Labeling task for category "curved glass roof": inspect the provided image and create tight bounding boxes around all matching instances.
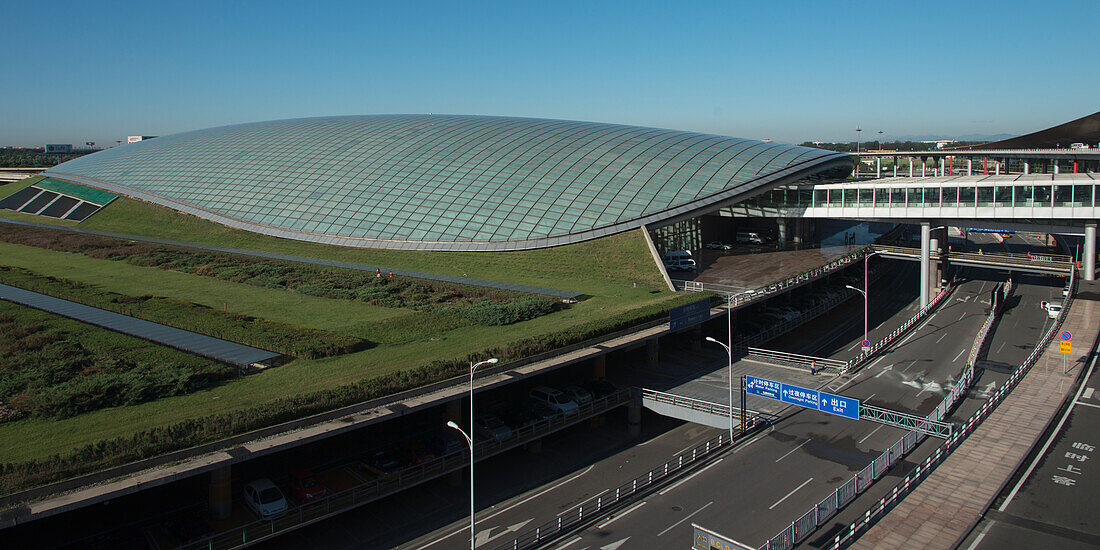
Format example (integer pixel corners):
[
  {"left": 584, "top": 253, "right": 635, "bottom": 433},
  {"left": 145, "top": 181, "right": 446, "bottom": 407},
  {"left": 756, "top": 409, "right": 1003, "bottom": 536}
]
[{"left": 46, "top": 115, "right": 851, "bottom": 250}]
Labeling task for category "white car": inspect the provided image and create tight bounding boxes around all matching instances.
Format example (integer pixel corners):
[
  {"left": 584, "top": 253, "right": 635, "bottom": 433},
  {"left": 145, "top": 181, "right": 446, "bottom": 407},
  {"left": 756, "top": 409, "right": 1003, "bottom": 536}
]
[
  {"left": 1040, "top": 301, "right": 1062, "bottom": 319},
  {"left": 529, "top": 386, "right": 580, "bottom": 414},
  {"left": 706, "top": 241, "right": 732, "bottom": 250},
  {"left": 243, "top": 478, "right": 288, "bottom": 520},
  {"left": 473, "top": 414, "right": 513, "bottom": 442}
]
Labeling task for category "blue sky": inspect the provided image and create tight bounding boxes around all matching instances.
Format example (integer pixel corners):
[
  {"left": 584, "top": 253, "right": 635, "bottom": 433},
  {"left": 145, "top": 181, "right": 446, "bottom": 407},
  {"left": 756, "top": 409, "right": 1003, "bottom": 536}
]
[{"left": 4, "top": 0, "right": 1097, "bottom": 146}]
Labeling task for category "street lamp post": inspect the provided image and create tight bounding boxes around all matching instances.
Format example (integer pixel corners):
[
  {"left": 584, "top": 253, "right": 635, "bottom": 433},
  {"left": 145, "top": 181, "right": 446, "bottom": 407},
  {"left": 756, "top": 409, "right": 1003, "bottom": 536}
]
[
  {"left": 448, "top": 357, "right": 498, "bottom": 550},
  {"left": 706, "top": 333, "right": 735, "bottom": 443},
  {"left": 846, "top": 250, "right": 883, "bottom": 349},
  {"left": 855, "top": 126, "right": 862, "bottom": 177}
]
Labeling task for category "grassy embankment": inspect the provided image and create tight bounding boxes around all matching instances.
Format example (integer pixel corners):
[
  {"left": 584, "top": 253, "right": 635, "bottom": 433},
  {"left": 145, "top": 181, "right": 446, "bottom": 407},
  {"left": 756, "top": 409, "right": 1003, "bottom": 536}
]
[{"left": 0, "top": 177, "right": 689, "bottom": 468}]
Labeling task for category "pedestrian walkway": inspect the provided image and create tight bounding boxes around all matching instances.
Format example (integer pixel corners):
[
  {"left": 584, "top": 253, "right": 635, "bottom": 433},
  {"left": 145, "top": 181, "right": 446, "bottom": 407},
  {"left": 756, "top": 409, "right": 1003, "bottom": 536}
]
[
  {"left": 850, "top": 281, "right": 1099, "bottom": 550},
  {"left": 0, "top": 283, "right": 280, "bottom": 367},
  {"left": 0, "top": 218, "right": 581, "bottom": 299}
]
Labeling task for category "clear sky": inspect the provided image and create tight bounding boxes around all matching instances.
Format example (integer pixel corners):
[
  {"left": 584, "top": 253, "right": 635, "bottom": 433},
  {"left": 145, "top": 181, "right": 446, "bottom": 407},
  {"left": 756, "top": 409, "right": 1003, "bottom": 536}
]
[{"left": 5, "top": 0, "right": 1097, "bottom": 147}]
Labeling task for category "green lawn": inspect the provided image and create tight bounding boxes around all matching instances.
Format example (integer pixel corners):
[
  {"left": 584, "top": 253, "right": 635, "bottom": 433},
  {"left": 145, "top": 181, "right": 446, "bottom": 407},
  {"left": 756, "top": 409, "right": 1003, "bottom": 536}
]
[{"left": 0, "top": 191, "right": 685, "bottom": 467}]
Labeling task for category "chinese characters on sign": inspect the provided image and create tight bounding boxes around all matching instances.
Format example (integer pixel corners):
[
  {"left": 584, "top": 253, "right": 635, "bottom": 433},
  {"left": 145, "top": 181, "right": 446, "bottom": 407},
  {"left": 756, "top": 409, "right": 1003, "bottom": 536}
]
[{"left": 746, "top": 376, "right": 860, "bottom": 420}]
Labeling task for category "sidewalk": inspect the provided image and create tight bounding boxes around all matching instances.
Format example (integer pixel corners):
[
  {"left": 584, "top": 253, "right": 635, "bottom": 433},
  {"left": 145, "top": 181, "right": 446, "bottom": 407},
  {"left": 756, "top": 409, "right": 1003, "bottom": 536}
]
[{"left": 850, "top": 281, "right": 1099, "bottom": 549}]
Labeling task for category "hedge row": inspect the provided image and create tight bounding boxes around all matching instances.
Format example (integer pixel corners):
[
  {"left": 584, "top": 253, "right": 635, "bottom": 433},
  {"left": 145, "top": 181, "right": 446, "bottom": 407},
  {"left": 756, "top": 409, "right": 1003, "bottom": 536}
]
[
  {"left": 0, "top": 292, "right": 706, "bottom": 494},
  {"left": 0, "top": 304, "right": 235, "bottom": 420},
  {"left": 0, "top": 267, "right": 367, "bottom": 359}
]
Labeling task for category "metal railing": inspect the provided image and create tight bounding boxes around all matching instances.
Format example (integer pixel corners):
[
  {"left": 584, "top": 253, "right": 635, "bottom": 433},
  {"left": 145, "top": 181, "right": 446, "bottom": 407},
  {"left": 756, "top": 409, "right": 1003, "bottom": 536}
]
[
  {"left": 489, "top": 421, "right": 762, "bottom": 550},
  {"left": 822, "top": 268, "right": 1077, "bottom": 549},
  {"left": 844, "top": 279, "right": 956, "bottom": 372},
  {"left": 180, "top": 391, "right": 633, "bottom": 550},
  {"left": 745, "top": 348, "right": 848, "bottom": 371},
  {"left": 734, "top": 287, "right": 861, "bottom": 350},
  {"left": 675, "top": 245, "right": 873, "bottom": 304},
  {"left": 751, "top": 276, "right": 1014, "bottom": 550},
  {"left": 872, "top": 244, "right": 1074, "bottom": 272},
  {"left": 640, "top": 388, "right": 769, "bottom": 423}
]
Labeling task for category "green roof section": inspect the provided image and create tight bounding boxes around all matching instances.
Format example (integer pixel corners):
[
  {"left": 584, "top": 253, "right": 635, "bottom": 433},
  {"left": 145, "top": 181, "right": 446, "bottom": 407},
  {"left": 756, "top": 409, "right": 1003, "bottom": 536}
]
[{"left": 35, "top": 178, "right": 117, "bottom": 206}]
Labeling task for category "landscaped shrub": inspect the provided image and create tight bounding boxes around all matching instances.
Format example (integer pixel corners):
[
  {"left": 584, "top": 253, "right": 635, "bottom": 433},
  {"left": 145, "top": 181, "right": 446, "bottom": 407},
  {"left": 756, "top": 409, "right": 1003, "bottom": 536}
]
[
  {"left": 0, "top": 302, "right": 236, "bottom": 420},
  {"left": 460, "top": 296, "right": 559, "bottom": 326}
]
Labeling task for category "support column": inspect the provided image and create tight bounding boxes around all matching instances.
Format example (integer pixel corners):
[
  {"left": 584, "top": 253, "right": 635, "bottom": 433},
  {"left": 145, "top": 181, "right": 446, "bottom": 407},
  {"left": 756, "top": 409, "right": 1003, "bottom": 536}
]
[
  {"left": 793, "top": 218, "right": 804, "bottom": 246},
  {"left": 876, "top": 157, "right": 881, "bottom": 178},
  {"left": 592, "top": 355, "right": 607, "bottom": 380},
  {"left": 929, "top": 230, "right": 941, "bottom": 294},
  {"left": 627, "top": 402, "right": 642, "bottom": 437},
  {"left": 921, "top": 160, "right": 926, "bottom": 177},
  {"left": 893, "top": 156, "right": 898, "bottom": 177},
  {"left": 909, "top": 157, "right": 914, "bottom": 177},
  {"left": 1054, "top": 160, "right": 1060, "bottom": 175},
  {"left": 967, "top": 159, "right": 972, "bottom": 176},
  {"left": 995, "top": 161, "right": 1001, "bottom": 175},
  {"left": 209, "top": 465, "right": 232, "bottom": 520},
  {"left": 645, "top": 338, "right": 658, "bottom": 369},
  {"left": 920, "top": 221, "right": 931, "bottom": 308},
  {"left": 1024, "top": 161, "right": 1030, "bottom": 174},
  {"left": 777, "top": 218, "right": 788, "bottom": 249},
  {"left": 1086, "top": 222, "right": 1097, "bottom": 281}
]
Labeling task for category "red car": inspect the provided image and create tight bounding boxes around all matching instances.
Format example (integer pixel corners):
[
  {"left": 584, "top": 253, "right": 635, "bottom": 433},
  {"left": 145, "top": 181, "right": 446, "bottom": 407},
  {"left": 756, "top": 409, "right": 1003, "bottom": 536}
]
[{"left": 288, "top": 468, "right": 327, "bottom": 502}]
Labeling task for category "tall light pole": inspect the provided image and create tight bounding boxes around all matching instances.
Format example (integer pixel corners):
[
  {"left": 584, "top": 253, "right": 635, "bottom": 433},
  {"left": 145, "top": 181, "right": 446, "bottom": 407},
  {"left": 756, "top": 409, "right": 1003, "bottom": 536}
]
[
  {"left": 846, "top": 250, "right": 882, "bottom": 349},
  {"left": 855, "top": 126, "right": 862, "bottom": 177},
  {"left": 449, "top": 357, "right": 498, "bottom": 550},
  {"left": 877, "top": 130, "right": 884, "bottom": 151},
  {"left": 706, "top": 335, "right": 735, "bottom": 443}
]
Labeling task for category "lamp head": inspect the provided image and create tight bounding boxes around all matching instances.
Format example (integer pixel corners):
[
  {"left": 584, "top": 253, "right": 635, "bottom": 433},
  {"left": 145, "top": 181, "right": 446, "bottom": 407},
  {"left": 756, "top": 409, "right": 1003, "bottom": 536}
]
[
  {"left": 845, "top": 285, "right": 858, "bottom": 291},
  {"left": 446, "top": 420, "right": 460, "bottom": 431},
  {"left": 486, "top": 358, "right": 499, "bottom": 364},
  {"left": 705, "top": 336, "right": 719, "bottom": 343}
]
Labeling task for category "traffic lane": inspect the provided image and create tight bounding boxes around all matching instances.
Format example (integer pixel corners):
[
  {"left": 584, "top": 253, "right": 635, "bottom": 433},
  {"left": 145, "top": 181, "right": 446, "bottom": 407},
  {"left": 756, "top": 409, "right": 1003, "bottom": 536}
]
[
  {"left": 967, "top": 358, "right": 1100, "bottom": 550},
  {"left": 390, "top": 418, "right": 720, "bottom": 550},
  {"left": 555, "top": 409, "right": 891, "bottom": 550}
]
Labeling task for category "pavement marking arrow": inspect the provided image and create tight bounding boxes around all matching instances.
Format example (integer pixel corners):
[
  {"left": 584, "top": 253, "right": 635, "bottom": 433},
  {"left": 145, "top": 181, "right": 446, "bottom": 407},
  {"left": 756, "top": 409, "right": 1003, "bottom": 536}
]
[
  {"left": 600, "top": 537, "right": 631, "bottom": 550},
  {"left": 474, "top": 519, "right": 533, "bottom": 547}
]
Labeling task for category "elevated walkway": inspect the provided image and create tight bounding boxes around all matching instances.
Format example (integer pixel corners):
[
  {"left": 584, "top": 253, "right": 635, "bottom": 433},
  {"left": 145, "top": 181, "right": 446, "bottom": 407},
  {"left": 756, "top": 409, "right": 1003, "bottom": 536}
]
[{"left": 873, "top": 244, "right": 1074, "bottom": 275}]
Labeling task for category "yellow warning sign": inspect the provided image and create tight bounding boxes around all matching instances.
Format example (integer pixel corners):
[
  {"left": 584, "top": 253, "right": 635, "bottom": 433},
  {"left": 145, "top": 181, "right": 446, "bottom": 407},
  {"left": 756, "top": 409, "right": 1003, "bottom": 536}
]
[{"left": 1060, "top": 341, "right": 1072, "bottom": 354}]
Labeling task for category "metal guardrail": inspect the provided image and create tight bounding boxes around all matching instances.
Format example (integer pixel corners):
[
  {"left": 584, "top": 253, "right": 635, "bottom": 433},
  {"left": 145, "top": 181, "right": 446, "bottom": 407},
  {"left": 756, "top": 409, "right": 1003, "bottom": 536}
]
[
  {"left": 821, "top": 269, "right": 1076, "bottom": 549},
  {"left": 752, "top": 276, "right": 1013, "bottom": 550},
  {"left": 180, "top": 391, "right": 633, "bottom": 550},
  {"left": 489, "top": 424, "right": 758, "bottom": 550},
  {"left": 844, "top": 279, "right": 956, "bottom": 372},
  {"left": 872, "top": 244, "right": 1074, "bottom": 273},
  {"left": 745, "top": 348, "right": 847, "bottom": 371},
  {"left": 734, "top": 287, "right": 861, "bottom": 351},
  {"left": 640, "top": 388, "right": 769, "bottom": 422}
]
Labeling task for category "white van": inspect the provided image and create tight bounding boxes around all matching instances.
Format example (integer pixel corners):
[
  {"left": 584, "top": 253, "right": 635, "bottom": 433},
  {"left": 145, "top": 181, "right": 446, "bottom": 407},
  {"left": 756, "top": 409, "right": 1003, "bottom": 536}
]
[
  {"left": 736, "top": 231, "right": 765, "bottom": 245},
  {"left": 662, "top": 250, "right": 696, "bottom": 272},
  {"left": 530, "top": 386, "right": 580, "bottom": 414}
]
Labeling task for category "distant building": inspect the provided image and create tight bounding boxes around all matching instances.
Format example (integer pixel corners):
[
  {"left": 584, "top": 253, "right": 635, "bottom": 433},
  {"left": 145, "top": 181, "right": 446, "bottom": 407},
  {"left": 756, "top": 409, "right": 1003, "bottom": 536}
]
[
  {"left": 44, "top": 144, "right": 73, "bottom": 154},
  {"left": 127, "top": 135, "right": 157, "bottom": 143}
]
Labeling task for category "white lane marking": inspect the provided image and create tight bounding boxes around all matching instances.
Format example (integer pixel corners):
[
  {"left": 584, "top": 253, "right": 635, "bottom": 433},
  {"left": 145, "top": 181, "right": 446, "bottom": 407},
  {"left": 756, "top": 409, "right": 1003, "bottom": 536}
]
[
  {"left": 554, "top": 536, "right": 583, "bottom": 549},
  {"left": 414, "top": 464, "right": 595, "bottom": 549},
  {"left": 474, "top": 520, "right": 532, "bottom": 547},
  {"left": 769, "top": 478, "right": 814, "bottom": 510},
  {"left": 868, "top": 356, "right": 885, "bottom": 369},
  {"left": 733, "top": 431, "right": 771, "bottom": 453},
  {"left": 595, "top": 501, "right": 646, "bottom": 529},
  {"left": 901, "top": 360, "right": 918, "bottom": 373},
  {"left": 874, "top": 365, "right": 893, "bottom": 379},
  {"left": 858, "top": 425, "right": 883, "bottom": 445},
  {"left": 953, "top": 348, "right": 967, "bottom": 362},
  {"left": 1074, "top": 401, "right": 1100, "bottom": 410},
  {"left": 775, "top": 440, "right": 810, "bottom": 463},
  {"left": 659, "top": 459, "right": 724, "bottom": 495},
  {"left": 936, "top": 332, "right": 948, "bottom": 343},
  {"left": 600, "top": 538, "right": 630, "bottom": 550},
  {"left": 958, "top": 311, "right": 967, "bottom": 321},
  {"left": 657, "top": 501, "right": 714, "bottom": 537},
  {"left": 964, "top": 520, "right": 994, "bottom": 550},
  {"left": 1083, "top": 387, "right": 1095, "bottom": 399},
  {"left": 999, "top": 352, "right": 1097, "bottom": 511},
  {"left": 848, "top": 341, "right": 861, "bottom": 351},
  {"left": 997, "top": 342, "right": 1006, "bottom": 353},
  {"left": 865, "top": 393, "right": 876, "bottom": 401}
]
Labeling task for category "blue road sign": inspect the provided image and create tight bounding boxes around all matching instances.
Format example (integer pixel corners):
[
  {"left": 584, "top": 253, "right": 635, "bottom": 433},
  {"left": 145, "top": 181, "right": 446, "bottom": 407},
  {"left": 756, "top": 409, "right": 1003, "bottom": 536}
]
[
  {"left": 746, "top": 375, "right": 781, "bottom": 400},
  {"left": 669, "top": 298, "right": 712, "bottom": 331},
  {"left": 746, "top": 376, "right": 860, "bottom": 420},
  {"left": 1061, "top": 331, "right": 1073, "bottom": 341}
]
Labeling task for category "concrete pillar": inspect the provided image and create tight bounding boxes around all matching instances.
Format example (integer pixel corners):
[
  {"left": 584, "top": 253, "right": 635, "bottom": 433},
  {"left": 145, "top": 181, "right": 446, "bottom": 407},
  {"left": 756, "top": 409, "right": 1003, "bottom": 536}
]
[
  {"left": 921, "top": 160, "right": 926, "bottom": 177},
  {"left": 209, "top": 465, "right": 232, "bottom": 520},
  {"left": 592, "top": 355, "right": 607, "bottom": 380},
  {"left": 939, "top": 158, "right": 945, "bottom": 176},
  {"left": 1086, "top": 222, "right": 1097, "bottom": 281},
  {"left": 995, "top": 161, "right": 1001, "bottom": 176},
  {"left": 627, "top": 403, "right": 642, "bottom": 437},
  {"left": 967, "top": 159, "right": 972, "bottom": 176},
  {"left": 929, "top": 231, "right": 941, "bottom": 293},
  {"left": 1024, "top": 161, "right": 1030, "bottom": 174},
  {"left": 876, "top": 158, "right": 881, "bottom": 178},
  {"left": 1054, "top": 161, "right": 1060, "bottom": 175},
  {"left": 793, "top": 218, "right": 804, "bottom": 246},
  {"left": 920, "top": 221, "right": 931, "bottom": 308},
  {"left": 909, "top": 158, "right": 914, "bottom": 177},
  {"left": 645, "top": 339, "right": 658, "bottom": 369},
  {"left": 777, "top": 218, "right": 788, "bottom": 248},
  {"left": 893, "top": 157, "right": 898, "bottom": 177}
]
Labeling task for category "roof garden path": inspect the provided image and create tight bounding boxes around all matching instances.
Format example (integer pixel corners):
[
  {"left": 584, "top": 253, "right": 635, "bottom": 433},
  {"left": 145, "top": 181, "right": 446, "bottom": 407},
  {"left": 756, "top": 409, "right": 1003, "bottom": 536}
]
[
  {"left": 0, "top": 283, "right": 279, "bottom": 367},
  {"left": 0, "top": 218, "right": 581, "bottom": 299}
]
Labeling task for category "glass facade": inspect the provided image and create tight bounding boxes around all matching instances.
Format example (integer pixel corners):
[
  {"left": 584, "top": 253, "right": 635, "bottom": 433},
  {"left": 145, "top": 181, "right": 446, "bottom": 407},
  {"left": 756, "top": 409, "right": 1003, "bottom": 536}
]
[{"left": 44, "top": 115, "right": 846, "bottom": 249}]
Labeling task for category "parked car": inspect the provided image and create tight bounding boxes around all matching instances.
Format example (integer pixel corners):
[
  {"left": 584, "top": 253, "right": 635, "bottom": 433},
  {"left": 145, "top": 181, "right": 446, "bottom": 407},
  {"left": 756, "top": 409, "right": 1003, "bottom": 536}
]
[
  {"left": 243, "top": 478, "right": 288, "bottom": 520},
  {"left": 588, "top": 379, "right": 618, "bottom": 398},
  {"left": 426, "top": 431, "right": 464, "bottom": 457},
  {"left": 288, "top": 468, "right": 327, "bottom": 503},
  {"left": 359, "top": 449, "right": 402, "bottom": 477},
  {"left": 529, "top": 386, "right": 580, "bottom": 414},
  {"left": 736, "top": 231, "right": 766, "bottom": 245},
  {"left": 399, "top": 441, "right": 438, "bottom": 466},
  {"left": 473, "top": 413, "right": 513, "bottom": 442},
  {"left": 163, "top": 512, "right": 213, "bottom": 544},
  {"left": 706, "top": 241, "right": 732, "bottom": 250},
  {"left": 562, "top": 385, "right": 593, "bottom": 405},
  {"left": 524, "top": 399, "right": 560, "bottom": 422}
]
